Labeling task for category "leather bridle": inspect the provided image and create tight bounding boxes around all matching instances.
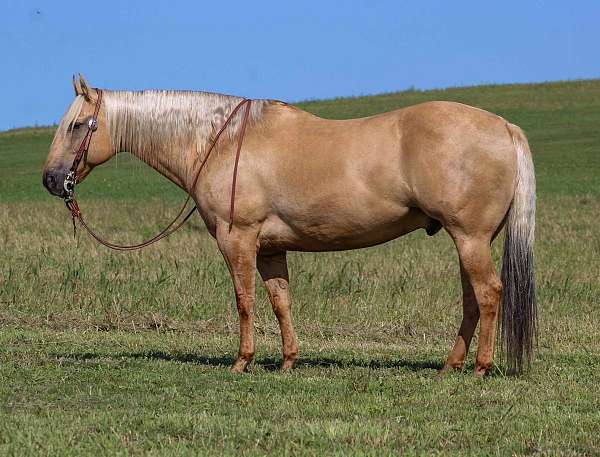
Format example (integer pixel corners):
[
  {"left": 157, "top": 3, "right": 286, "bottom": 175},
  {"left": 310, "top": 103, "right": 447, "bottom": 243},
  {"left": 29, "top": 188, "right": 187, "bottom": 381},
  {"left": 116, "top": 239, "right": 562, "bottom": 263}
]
[
  {"left": 63, "top": 89, "right": 103, "bottom": 204},
  {"left": 64, "top": 89, "right": 252, "bottom": 250}
]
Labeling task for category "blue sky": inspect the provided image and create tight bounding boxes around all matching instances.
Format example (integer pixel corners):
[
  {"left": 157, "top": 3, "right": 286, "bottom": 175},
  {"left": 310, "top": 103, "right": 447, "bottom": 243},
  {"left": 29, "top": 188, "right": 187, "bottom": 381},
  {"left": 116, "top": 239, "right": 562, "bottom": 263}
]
[{"left": 1, "top": 0, "right": 599, "bottom": 130}]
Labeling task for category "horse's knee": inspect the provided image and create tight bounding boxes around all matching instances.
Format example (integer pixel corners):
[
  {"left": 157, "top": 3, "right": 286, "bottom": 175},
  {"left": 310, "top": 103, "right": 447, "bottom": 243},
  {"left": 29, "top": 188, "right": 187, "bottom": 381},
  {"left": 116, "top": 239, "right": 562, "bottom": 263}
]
[{"left": 236, "top": 295, "right": 255, "bottom": 318}]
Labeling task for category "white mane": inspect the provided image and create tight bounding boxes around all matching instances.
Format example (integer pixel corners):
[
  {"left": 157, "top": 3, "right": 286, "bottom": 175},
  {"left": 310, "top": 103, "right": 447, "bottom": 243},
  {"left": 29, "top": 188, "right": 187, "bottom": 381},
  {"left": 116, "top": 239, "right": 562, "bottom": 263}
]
[
  {"left": 55, "top": 90, "right": 270, "bottom": 164},
  {"left": 104, "top": 90, "right": 268, "bottom": 159}
]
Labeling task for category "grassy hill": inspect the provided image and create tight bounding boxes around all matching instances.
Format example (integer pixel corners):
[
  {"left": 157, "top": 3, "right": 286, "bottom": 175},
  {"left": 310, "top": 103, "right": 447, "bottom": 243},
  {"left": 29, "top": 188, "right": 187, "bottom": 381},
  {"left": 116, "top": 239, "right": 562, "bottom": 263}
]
[{"left": 0, "top": 79, "right": 599, "bottom": 455}]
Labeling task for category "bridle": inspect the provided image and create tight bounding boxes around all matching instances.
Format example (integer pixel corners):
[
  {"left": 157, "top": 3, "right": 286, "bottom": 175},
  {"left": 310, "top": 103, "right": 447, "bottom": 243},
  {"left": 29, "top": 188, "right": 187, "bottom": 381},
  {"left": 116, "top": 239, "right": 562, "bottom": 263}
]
[
  {"left": 64, "top": 88, "right": 252, "bottom": 250},
  {"left": 63, "top": 89, "right": 103, "bottom": 204}
]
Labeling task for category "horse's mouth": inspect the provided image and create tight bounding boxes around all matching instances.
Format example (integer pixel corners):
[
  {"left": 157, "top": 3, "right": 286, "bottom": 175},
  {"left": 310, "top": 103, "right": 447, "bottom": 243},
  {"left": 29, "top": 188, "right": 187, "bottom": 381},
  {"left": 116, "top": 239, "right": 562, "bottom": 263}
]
[{"left": 42, "top": 168, "right": 68, "bottom": 198}]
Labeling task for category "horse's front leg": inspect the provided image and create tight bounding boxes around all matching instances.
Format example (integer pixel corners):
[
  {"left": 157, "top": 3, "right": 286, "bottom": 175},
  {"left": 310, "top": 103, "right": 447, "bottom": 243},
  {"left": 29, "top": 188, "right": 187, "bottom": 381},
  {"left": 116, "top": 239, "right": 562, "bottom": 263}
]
[
  {"left": 216, "top": 223, "right": 259, "bottom": 373},
  {"left": 257, "top": 251, "right": 299, "bottom": 370}
]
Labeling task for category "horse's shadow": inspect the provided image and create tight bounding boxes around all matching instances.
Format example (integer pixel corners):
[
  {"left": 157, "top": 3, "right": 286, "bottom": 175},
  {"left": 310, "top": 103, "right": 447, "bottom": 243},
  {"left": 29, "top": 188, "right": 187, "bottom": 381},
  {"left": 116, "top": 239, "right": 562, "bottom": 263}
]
[{"left": 54, "top": 350, "right": 443, "bottom": 372}]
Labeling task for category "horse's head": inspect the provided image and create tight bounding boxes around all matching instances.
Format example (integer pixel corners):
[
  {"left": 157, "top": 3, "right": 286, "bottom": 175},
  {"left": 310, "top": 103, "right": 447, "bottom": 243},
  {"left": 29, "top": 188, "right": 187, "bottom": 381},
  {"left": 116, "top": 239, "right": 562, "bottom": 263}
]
[{"left": 43, "top": 74, "right": 114, "bottom": 198}]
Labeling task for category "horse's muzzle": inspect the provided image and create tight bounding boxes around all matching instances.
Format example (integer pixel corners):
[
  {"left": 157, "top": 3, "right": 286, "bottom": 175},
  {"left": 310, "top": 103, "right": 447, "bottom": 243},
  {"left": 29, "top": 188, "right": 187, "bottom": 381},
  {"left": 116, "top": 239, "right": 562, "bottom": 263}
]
[{"left": 43, "top": 167, "right": 67, "bottom": 198}]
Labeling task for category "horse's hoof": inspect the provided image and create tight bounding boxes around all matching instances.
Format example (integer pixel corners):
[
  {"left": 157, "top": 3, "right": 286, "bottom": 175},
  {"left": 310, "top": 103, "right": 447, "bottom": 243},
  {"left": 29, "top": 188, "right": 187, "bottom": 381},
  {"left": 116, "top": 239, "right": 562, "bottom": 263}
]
[
  {"left": 474, "top": 364, "right": 491, "bottom": 377},
  {"left": 439, "top": 362, "right": 463, "bottom": 376},
  {"left": 281, "top": 358, "right": 298, "bottom": 371},
  {"left": 230, "top": 359, "right": 250, "bottom": 373},
  {"left": 438, "top": 365, "right": 449, "bottom": 376}
]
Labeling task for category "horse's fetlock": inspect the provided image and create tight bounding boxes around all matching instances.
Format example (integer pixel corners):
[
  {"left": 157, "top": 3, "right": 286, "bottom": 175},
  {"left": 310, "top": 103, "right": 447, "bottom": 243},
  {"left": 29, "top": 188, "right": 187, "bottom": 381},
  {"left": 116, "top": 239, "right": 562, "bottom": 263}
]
[
  {"left": 239, "top": 350, "right": 255, "bottom": 362},
  {"left": 475, "top": 360, "right": 494, "bottom": 377},
  {"left": 285, "top": 348, "right": 299, "bottom": 360}
]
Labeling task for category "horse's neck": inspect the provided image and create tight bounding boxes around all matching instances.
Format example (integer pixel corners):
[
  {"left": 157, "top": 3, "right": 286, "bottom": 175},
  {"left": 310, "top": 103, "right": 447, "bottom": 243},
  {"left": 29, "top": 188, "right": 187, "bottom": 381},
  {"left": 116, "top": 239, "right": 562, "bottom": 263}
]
[
  {"left": 123, "top": 136, "right": 195, "bottom": 192},
  {"left": 108, "top": 95, "right": 209, "bottom": 191},
  {"left": 106, "top": 90, "right": 264, "bottom": 192}
]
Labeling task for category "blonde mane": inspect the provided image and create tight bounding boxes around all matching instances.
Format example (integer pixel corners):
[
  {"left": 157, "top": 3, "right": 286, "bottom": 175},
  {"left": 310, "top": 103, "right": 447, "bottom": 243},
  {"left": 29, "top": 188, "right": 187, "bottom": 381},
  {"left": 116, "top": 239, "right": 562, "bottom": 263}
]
[
  {"left": 55, "top": 90, "right": 269, "bottom": 167},
  {"left": 104, "top": 90, "right": 268, "bottom": 161}
]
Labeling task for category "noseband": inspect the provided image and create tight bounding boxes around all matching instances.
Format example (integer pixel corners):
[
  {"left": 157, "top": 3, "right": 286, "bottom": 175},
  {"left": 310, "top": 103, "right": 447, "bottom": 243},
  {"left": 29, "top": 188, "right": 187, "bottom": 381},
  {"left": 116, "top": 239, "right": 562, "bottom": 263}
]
[{"left": 64, "top": 90, "right": 252, "bottom": 250}]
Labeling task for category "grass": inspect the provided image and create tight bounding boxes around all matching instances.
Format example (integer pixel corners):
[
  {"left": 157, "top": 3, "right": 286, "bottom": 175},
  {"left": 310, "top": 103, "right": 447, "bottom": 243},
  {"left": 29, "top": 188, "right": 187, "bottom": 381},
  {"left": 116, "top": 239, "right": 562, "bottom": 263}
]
[{"left": 1, "top": 79, "right": 599, "bottom": 455}]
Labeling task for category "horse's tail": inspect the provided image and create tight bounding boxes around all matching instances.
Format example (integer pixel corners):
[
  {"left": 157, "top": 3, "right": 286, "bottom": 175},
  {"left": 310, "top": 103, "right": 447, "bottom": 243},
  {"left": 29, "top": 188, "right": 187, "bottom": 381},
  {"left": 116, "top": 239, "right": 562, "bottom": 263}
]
[{"left": 500, "top": 123, "right": 537, "bottom": 375}]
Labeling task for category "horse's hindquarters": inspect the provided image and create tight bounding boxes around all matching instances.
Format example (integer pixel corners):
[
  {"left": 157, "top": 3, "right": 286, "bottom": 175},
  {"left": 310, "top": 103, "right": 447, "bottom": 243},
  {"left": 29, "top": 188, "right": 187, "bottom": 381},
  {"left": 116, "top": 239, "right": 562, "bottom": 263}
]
[{"left": 399, "top": 102, "right": 517, "bottom": 238}]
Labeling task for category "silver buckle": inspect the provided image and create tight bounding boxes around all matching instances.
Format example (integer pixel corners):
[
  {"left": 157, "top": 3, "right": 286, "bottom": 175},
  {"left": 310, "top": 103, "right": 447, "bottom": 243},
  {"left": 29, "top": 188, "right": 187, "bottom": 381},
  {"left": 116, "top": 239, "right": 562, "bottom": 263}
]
[
  {"left": 63, "top": 171, "right": 76, "bottom": 202},
  {"left": 87, "top": 118, "right": 98, "bottom": 131}
]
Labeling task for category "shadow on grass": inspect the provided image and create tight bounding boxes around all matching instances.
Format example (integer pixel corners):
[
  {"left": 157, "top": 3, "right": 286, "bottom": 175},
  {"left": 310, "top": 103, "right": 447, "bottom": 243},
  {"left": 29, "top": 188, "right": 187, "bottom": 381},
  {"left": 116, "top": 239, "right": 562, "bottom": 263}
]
[
  {"left": 259, "top": 356, "right": 442, "bottom": 372},
  {"left": 54, "top": 350, "right": 443, "bottom": 372}
]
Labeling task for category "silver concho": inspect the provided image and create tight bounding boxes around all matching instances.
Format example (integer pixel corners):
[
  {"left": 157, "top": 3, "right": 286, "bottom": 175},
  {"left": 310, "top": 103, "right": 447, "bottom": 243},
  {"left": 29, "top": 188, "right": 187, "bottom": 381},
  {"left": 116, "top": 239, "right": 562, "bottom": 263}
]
[{"left": 63, "top": 171, "right": 76, "bottom": 201}]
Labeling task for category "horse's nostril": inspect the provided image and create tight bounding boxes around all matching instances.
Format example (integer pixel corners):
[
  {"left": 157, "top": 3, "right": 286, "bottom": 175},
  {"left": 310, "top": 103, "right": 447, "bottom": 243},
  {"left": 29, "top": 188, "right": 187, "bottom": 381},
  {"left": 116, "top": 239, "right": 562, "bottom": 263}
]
[
  {"left": 43, "top": 172, "right": 55, "bottom": 189},
  {"left": 43, "top": 170, "right": 63, "bottom": 195}
]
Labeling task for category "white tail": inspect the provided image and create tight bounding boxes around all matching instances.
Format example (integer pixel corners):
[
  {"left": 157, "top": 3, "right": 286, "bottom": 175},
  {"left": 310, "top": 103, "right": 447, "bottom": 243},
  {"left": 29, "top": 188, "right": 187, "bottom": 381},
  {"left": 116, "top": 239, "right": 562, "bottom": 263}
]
[{"left": 501, "top": 123, "right": 537, "bottom": 374}]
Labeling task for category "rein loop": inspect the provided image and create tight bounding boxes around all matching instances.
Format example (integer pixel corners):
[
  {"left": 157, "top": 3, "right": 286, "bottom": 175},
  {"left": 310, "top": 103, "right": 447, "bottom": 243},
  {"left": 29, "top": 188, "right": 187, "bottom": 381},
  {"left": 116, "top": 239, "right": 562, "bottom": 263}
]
[{"left": 64, "top": 90, "right": 252, "bottom": 251}]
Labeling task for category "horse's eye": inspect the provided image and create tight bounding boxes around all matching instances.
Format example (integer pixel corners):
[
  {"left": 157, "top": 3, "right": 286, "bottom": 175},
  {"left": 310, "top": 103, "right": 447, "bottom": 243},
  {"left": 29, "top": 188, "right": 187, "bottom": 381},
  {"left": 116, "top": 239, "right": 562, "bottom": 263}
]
[{"left": 73, "top": 122, "right": 82, "bottom": 130}]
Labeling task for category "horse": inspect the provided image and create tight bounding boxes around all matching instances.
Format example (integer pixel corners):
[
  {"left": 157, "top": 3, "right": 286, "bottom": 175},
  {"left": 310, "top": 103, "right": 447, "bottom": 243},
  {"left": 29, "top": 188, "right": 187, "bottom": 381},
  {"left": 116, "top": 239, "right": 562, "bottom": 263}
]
[{"left": 43, "top": 75, "right": 536, "bottom": 376}]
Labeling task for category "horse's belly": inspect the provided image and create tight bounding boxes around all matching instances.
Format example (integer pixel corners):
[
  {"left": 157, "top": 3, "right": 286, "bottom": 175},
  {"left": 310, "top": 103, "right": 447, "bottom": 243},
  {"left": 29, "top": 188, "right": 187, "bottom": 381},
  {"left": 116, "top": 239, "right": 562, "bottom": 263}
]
[{"left": 258, "top": 206, "right": 430, "bottom": 253}]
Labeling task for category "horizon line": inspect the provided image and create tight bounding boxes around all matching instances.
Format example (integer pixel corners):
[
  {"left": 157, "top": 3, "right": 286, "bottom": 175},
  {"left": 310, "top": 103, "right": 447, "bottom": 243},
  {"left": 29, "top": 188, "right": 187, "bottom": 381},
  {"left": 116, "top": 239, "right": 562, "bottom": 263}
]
[{"left": 2, "top": 76, "right": 598, "bottom": 134}]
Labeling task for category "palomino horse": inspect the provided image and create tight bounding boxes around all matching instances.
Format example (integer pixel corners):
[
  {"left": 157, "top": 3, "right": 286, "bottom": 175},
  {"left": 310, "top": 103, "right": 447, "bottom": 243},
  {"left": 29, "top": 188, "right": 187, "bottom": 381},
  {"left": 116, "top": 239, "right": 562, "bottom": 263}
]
[{"left": 43, "top": 75, "right": 536, "bottom": 376}]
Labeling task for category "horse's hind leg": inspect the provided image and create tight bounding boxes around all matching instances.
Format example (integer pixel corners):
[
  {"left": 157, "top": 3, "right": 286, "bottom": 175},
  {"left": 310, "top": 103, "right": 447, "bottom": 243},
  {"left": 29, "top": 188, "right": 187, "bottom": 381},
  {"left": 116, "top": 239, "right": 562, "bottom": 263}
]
[
  {"left": 445, "top": 236, "right": 502, "bottom": 376},
  {"left": 257, "top": 252, "right": 299, "bottom": 370},
  {"left": 441, "top": 264, "right": 480, "bottom": 373}
]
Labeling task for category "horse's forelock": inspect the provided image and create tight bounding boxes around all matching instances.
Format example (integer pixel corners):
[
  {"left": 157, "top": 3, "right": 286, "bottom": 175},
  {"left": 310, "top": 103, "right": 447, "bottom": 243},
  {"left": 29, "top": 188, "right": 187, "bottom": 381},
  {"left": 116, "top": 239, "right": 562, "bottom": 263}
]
[{"left": 54, "top": 95, "right": 86, "bottom": 142}]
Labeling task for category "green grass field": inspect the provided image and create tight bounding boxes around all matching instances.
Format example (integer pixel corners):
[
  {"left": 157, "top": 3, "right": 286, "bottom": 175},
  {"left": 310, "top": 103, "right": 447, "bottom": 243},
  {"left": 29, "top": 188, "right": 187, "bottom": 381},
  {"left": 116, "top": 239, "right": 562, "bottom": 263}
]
[{"left": 1, "top": 80, "right": 599, "bottom": 455}]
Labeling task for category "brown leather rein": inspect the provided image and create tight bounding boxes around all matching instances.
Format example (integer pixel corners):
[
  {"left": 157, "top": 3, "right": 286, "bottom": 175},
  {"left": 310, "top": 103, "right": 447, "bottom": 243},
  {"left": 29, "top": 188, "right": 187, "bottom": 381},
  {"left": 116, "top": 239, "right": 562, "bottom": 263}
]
[{"left": 64, "top": 89, "right": 252, "bottom": 251}]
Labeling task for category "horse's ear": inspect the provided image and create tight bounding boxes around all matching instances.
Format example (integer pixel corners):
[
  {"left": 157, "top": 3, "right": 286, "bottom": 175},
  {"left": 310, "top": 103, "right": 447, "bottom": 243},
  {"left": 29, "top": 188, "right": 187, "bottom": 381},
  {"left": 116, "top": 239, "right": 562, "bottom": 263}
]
[
  {"left": 79, "top": 73, "right": 93, "bottom": 100},
  {"left": 72, "top": 74, "right": 82, "bottom": 96}
]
